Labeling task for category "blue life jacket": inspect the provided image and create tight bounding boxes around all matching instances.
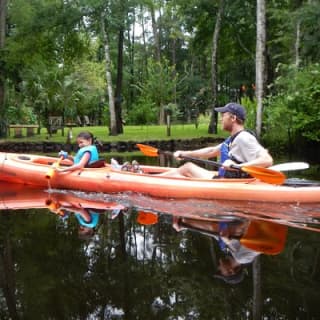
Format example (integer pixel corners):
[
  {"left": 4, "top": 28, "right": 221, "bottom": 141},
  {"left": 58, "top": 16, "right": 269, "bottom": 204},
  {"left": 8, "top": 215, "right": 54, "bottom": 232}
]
[
  {"left": 218, "top": 222, "right": 229, "bottom": 252},
  {"left": 74, "top": 145, "right": 99, "bottom": 166},
  {"left": 218, "top": 137, "right": 232, "bottom": 177},
  {"left": 75, "top": 211, "right": 99, "bottom": 228},
  {"left": 218, "top": 130, "right": 255, "bottom": 178}
]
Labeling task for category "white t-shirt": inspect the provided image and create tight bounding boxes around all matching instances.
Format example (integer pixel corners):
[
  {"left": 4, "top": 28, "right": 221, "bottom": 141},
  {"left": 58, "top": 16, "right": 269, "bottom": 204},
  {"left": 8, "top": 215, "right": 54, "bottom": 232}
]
[
  {"left": 229, "top": 131, "right": 266, "bottom": 163},
  {"left": 225, "top": 238, "right": 260, "bottom": 264}
]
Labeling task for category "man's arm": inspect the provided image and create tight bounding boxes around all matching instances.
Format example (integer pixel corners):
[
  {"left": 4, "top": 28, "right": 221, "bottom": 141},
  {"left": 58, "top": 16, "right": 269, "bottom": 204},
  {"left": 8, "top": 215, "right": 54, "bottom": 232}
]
[{"left": 174, "top": 144, "right": 222, "bottom": 160}]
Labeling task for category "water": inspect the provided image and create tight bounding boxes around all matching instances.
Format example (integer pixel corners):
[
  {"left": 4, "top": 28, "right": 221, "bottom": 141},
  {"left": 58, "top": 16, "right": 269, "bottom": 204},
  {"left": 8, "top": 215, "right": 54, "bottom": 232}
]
[{"left": 0, "top": 156, "right": 320, "bottom": 319}]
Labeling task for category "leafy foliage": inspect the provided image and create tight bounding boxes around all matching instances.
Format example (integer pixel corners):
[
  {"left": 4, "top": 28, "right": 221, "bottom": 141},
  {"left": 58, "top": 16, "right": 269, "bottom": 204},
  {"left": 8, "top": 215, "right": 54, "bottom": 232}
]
[
  {"left": 0, "top": 0, "right": 320, "bottom": 146},
  {"left": 264, "top": 63, "right": 320, "bottom": 143}
]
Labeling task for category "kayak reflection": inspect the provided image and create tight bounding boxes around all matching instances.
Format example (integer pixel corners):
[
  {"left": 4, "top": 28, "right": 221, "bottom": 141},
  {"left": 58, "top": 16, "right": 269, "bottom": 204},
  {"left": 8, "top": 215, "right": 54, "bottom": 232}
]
[
  {"left": 1, "top": 181, "right": 320, "bottom": 234},
  {"left": 0, "top": 182, "right": 126, "bottom": 239},
  {"left": 136, "top": 210, "right": 288, "bottom": 284}
]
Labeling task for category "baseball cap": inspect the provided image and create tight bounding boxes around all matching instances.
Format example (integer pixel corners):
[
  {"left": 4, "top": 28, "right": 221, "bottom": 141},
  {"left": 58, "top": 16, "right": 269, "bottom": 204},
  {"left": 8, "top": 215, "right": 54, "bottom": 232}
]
[{"left": 215, "top": 103, "right": 246, "bottom": 121}]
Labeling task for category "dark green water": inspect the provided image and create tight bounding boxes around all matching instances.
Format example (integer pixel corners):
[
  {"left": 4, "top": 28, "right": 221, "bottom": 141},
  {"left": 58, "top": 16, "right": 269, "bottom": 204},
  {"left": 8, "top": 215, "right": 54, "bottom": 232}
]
[{"left": 1, "top": 156, "right": 320, "bottom": 319}]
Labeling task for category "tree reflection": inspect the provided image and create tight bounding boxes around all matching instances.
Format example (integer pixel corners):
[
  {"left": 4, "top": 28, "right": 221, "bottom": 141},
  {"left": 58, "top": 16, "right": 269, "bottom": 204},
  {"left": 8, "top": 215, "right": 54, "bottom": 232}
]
[{"left": 0, "top": 204, "right": 320, "bottom": 319}]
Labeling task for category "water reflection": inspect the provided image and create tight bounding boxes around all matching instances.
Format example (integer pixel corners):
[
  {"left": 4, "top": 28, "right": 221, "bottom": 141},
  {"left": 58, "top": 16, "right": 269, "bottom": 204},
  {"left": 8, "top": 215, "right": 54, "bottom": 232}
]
[
  {"left": 0, "top": 182, "right": 320, "bottom": 319},
  {"left": 175, "top": 216, "right": 286, "bottom": 282},
  {"left": 138, "top": 212, "right": 287, "bottom": 285}
]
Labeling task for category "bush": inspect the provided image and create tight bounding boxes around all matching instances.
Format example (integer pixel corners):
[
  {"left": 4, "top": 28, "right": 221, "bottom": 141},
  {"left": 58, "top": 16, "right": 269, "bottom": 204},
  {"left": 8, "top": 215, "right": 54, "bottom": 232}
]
[
  {"left": 126, "top": 97, "right": 158, "bottom": 125},
  {"left": 264, "top": 63, "right": 320, "bottom": 145}
]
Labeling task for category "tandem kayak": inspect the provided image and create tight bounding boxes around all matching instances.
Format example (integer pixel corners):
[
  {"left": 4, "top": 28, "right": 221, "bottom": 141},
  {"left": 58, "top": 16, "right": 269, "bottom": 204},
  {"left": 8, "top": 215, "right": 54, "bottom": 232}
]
[
  {"left": 0, "top": 152, "right": 319, "bottom": 203},
  {"left": 1, "top": 182, "right": 319, "bottom": 234}
]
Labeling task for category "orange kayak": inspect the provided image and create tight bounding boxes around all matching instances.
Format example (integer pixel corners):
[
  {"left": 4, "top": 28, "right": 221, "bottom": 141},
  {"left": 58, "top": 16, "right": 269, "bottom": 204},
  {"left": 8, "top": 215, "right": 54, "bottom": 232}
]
[{"left": 0, "top": 152, "right": 319, "bottom": 203}]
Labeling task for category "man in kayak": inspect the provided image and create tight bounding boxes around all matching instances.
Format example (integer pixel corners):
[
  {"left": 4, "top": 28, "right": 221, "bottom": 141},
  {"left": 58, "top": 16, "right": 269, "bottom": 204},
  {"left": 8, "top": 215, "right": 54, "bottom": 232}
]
[
  {"left": 55, "top": 131, "right": 100, "bottom": 173},
  {"left": 160, "top": 102, "right": 273, "bottom": 179}
]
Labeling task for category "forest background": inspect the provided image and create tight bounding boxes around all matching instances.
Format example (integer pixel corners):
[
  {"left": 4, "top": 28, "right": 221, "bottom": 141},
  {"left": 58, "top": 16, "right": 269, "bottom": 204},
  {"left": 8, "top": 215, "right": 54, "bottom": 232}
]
[{"left": 0, "top": 0, "right": 319, "bottom": 154}]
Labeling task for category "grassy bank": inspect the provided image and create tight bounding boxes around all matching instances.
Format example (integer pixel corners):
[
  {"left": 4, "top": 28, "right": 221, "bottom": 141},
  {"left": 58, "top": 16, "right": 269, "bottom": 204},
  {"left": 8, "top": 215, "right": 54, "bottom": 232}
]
[{"left": 4, "top": 123, "right": 227, "bottom": 143}]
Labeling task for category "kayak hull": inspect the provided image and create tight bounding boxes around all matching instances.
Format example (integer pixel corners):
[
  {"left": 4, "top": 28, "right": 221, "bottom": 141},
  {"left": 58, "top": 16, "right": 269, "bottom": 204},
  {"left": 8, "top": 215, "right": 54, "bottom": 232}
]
[{"left": 0, "top": 152, "right": 319, "bottom": 203}]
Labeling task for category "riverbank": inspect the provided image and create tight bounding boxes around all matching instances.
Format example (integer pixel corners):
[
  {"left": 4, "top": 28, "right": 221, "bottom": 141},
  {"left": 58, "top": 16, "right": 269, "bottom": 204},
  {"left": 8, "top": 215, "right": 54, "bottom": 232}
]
[{"left": 0, "top": 136, "right": 224, "bottom": 154}]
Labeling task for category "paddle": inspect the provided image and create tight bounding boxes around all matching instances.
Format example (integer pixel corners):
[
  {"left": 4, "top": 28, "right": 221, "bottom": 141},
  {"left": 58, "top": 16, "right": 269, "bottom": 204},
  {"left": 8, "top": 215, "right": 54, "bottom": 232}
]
[
  {"left": 45, "top": 156, "right": 63, "bottom": 179},
  {"left": 136, "top": 143, "right": 286, "bottom": 185}
]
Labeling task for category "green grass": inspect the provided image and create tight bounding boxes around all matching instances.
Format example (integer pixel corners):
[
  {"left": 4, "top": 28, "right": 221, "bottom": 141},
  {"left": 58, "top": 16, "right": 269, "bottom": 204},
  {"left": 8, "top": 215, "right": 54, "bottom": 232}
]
[{"left": 3, "top": 123, "right": 227, "bottom": 143}]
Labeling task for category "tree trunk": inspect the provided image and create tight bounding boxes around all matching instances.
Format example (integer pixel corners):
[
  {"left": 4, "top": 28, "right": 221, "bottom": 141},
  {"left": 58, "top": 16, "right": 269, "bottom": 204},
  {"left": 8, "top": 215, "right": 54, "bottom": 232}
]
[
  {"left": 115, "top": 26, "right": 124, "bottom": 134},
  {"left": 150, "top": 4, "right": 161, "bottom": 62},
  {"left": 140, "top": 4, "right": 148, "bottom": 79},
  {"left": 295, "top": 20, "right": 301, "bottom": 67},
  {"left": 128, "top": 8, "right": 135, "bottom": 109},
  {"left": 255, "top": 0, "right": 267, "bottom": 138},
  {"left": 0, "top": 0, "right": 7, "bottom": 138},
  {"left": 101, "top": 14, "right": 117, "bottom": 136},
  {"left": 208, "top": 0, "right": 224, "bottom": 134},
  {"left": 172, "top": 38, "right": 177, "bottom": 104}
]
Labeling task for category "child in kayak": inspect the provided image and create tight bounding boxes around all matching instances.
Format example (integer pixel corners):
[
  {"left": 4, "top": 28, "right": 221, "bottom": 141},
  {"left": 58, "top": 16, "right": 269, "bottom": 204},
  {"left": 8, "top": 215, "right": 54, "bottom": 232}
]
[{"left": 55, "top": 131, "right": 100, "bottom": 173}]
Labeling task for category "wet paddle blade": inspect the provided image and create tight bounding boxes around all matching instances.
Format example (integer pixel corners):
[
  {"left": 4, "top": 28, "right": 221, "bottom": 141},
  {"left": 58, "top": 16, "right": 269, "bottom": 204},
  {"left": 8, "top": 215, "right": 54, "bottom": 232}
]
[
  {"left": 241, "top": 166, "right": 286, "bottom": 185},
  {"left": 136, "top": 144, "right": 160, "bottom": 157}
]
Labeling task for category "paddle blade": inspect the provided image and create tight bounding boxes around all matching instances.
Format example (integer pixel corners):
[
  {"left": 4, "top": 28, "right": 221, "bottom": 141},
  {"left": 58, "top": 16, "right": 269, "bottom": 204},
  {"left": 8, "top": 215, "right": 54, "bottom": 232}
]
[
  {"left": 269, "top": 162, "right": 309, "bottom": 172},
  {"left": 136, "top": 144, "right": 159, "bottom": 157},
  {"left": 240, "top": 220, "right": 288, "bottom": 255},
  {"left": 241, "top": 166, "right": 286, "bottom": 185},
  {"left": 136, "top": 211, "right": 158, "bottom": 225}
]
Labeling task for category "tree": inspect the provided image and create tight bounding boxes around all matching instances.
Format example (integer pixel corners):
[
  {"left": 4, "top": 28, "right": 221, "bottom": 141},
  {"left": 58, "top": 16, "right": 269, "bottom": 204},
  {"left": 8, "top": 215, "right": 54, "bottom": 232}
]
[
  {"left": 208, "top": 0, "right": 225, "bottom": 134},
  {"left": 0, "top": 0, "right": 7, "bottom": 137},
  {"left": 255, "top": 0, "right": 267, "bottom": 138},
  {"left": 135, "top": 58, "right": 177, "bottom": 125},
  {"left": 100, "top": 11, "right": 117, "bottom": 136},
  {"left": 114, "top": 0, "right": 128, "bottom": 134}
]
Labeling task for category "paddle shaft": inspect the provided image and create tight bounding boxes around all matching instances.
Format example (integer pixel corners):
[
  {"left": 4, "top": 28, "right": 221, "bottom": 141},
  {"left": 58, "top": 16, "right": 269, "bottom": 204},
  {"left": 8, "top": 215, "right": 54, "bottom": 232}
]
[{"left": 162, "top": 151, "right": 245, "bottom": 171}]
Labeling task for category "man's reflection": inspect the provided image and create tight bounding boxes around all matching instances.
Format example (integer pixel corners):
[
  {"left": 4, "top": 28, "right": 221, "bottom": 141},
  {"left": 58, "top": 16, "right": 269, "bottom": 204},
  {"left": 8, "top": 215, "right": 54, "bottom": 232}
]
[{"left": 172, "top": 216, "right": 288, "bottom": 284}]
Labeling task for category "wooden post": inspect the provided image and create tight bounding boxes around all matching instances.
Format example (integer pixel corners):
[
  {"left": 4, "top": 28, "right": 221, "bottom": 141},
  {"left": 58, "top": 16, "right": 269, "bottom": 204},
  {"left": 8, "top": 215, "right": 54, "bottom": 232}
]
[{"left": 166, "top": 114, "right": 171, "bottom": 136}]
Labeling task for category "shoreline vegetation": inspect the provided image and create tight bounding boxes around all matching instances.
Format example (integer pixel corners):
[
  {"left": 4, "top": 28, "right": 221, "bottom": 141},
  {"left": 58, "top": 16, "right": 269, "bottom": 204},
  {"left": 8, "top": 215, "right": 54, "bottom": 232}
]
[
  {"left": 0, "top": 124, "right": 226, "bottom": 154},
  {"left": 2, "top": 123, "right": 227, "bottom": 144}
]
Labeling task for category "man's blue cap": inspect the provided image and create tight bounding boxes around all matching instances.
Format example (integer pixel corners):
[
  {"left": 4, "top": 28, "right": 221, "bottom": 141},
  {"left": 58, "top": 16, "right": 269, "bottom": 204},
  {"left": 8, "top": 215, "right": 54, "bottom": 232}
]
[{"left": 215, "top": 103, "right": 246, "bottom": 121}]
